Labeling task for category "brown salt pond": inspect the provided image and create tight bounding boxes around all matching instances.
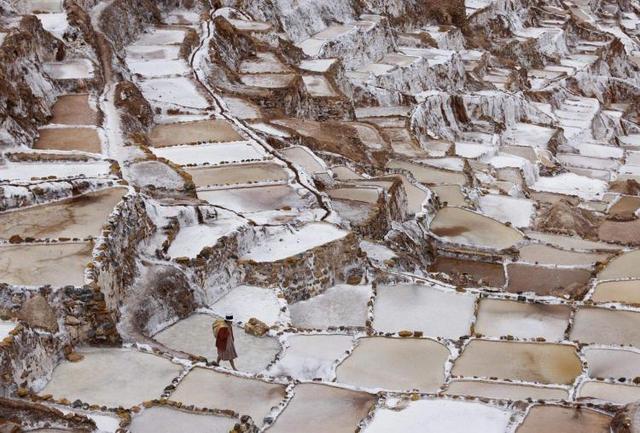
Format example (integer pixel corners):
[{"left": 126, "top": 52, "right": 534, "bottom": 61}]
[
  {"left": 431, "top": 185, "right": 467, "bottom": 207},
  {"left": 607, "top": 195, "right": 640, "bottom": 220},
  {"left": 328, "top": 187, "right": 381, "bottom": 204},
  {"left": 452, "top": 340, "right": 582, "bottom": 384},
  {"left": 386, "top": 160, "right": 467, "bottom": 185},
  {"left": 506, "top": 263, "right": 591, "bottom": 298},
  {"left": 41, "top": 348, "right": 182, "bottom": 408},
  {"left": 34, "top": 127, "right": 101, "bottom": 153},
  {"left": 336, "top": 337, "right": 449, "bottom": 391},
  {"left": 50, "top": 94, "right": 97, "bottom": 125},
  {"left": 429, "top": 256, "right": 506, "bottom": 287},
  {"left": 169, "top": 368, "right": 286, "bottom": 423},
  {"left": 0, "top": 188, "right": 126, "bottom": 240},
  {"left": 268, "top": 384, "right": 375, "bottom": 433},
  {"left": 584, "top": 347, "right": 640, "bottom": 379},
  {"left": 185, "top": 163, "right": 289, "bottom": 188},
  {"left": 515, "top": 405, "right": 611, "bottom": 433},
  {"left": 445, "top": 379, "right": 569, "bottom": 401},
  {"left": 570, "top": 307, "right": 640, "bottom": 347},
  {"left": 430, "top": 207, "right": 524, "bottom": 250},
  {"left": 0, "top": 242, "right": 91, "bottom": 287},
  {"left": 598, "top": 250, "right": 640, "bottom": 280},
  {"left": 577, "top": 382, "right": 640, "bottom": 404},
  {"left": 598, "top": 219, "right": 640, "bottom": 245},
  {"left": 517, "top": 244, "right": 610, "bottom": 267},
  {"left": 280, "top": 146, "right": 328, "bottom": 175},
  {"left": 475, "top": 299, "right": 571, "bottom": 341},
  {"left": 592, "top": 280, "right": 640, "bottom": 304},
  {"left": 149, "top": 119, "right": 244, "bottom": 147}
]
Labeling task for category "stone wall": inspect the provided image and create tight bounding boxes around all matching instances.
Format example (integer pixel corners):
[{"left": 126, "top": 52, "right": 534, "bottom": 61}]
[
  {"left": 90, "top": 192, "right": 155, "bottom": 325},
  {"left": 240, "top": 232, "right": 363, "bottom": 303},
  {"left": 0, "top": 397, "right": 96, "bottom": 431}
]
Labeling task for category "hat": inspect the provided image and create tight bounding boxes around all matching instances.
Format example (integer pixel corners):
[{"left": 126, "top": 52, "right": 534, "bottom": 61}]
[{"left": 225, "top": 315, "right": 234, "bottom": 321}]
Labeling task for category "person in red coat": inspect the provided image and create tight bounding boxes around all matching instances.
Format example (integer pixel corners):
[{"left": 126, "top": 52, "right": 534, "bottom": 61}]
[{"left": 213, "top": 315, "right": 238, "bottom": 370}]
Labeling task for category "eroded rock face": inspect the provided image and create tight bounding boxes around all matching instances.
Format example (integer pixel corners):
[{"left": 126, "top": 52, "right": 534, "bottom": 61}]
[
  {"left": 535, "top": 199, "right": 602, "bottom": 239},
  {"left": 612, "top": 402, "right": 640, "bottom": 433},
  {"left": 0, "top": 16, "right": 59, "bottom": 147}
]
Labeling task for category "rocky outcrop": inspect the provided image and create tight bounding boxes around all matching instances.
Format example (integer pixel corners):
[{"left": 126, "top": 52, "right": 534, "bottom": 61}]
[
  {"left": 535, "top": 198, "right": 602, "bottom": 239},
  {"left": 410, "top": 90, "right": 555, "bottom": 143},
  {"left": 0, "top": 16, "right": 60, "bottom": 148}
]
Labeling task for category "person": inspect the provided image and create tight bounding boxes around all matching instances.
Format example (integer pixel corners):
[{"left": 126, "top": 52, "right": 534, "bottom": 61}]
[{"left": 212, "top": 315, "right": 238, "bottom": 370}]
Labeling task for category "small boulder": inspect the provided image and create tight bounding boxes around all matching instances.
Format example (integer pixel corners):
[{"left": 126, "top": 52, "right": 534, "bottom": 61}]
[
  {"left": 244, "top": 318, "right": 269, "bottom": 336},
  {"left": 65, "top": 352, "right": 84, "bottom": 363},
  {"left": 18, "top": 295, "right": 58, "bottom": 333}
]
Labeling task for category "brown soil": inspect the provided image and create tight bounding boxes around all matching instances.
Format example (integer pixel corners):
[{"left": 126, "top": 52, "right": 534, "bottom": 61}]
[
  {"left": 33, "top": 127, "right": 102, "bottom": 153},
  {"left": 535, "top": 199, "right": 602, "bottom": 239},
  {"left": 506, "top": 263, "right": 592, "bottom": 298},
  {"left": 272, "top": 118, "right": 375, "bottom": 166}
]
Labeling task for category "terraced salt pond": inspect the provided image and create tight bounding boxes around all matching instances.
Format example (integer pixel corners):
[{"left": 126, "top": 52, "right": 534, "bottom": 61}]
[
  {"left": 268, "top": 334, "right": 354, "bottom": 380},
  {"left": 151, "top": 141, "right": 266, "bottom": 166},
  {"left": 577, "top": 382, "right": 640, "bottom": 404},
  {"left": 446, "top": 380, "right": 569, "bottom": 400},
  {"left": 129, "top": 407, "right": 236, "bottom": 433},
  {"left": 288, "top": 284, "right": 371, "bottom": 329},
  {"left": 198, "top": 184, "right": 311, "bottom": 214},
  {"left": 515, "top": 405, "right": 611, "bottom": 433},
  {"left": 584, "top": 347, "right": 640, "bottom": 379},
  {"left": 148, "top": 119, "right": 243, "bottom": 147},
  {"left": 430, "top": 207, "right": 524, "bottom": 250},
  {"left": 50, "top": 94, "right": 97, "bottom": 125},
  {"left": 169, "top": 368, "right": 286, "bottom": 422},
  {"left": 209, "top": 285, "right": 282, "bottom": 326},
  {"left": 592, "top": 280, "right": 640, "bottom": 303},
  {"left": 364, "top": 399, "right": 512, "bottom": 433},
  {"left": 336, "top": 337, "right": 449, "bottom": 391},
  {"left": 34, "top": 127, "right": 101, "bottom": 153},
  {"left": 269, "top": 384, "right": 375, "bottom": 433},
  {"left": 41, "top": 348, "right": 182, "bottom": 408},
  {"left": 153, "top": 313, "right": 280, "bottom": 373},
  {"left": 0, "top": 242, "right": 92, "bottom": 287},
  {"left": 475, "top": 299, "right": 571, "bottom": 340},
  {"left": 452, "top": 340, "right": 582, "bottom": 384},
  {"left": 570, "top": 307, "right": 640, "bottom": 347},
  {"left": 373, "top": 283, "right": 476, "bottom": 338},
  {"left": 185, "top": 163, "right": 288, "bottom": 187},
  {"left": 0, "top": 188, "right": 125, "bottom": 240}
]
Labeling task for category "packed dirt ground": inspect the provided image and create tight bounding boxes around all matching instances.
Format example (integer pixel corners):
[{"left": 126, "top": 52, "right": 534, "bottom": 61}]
[{"left": 3, "top": 0, "right": 640, "bottom": 431}]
